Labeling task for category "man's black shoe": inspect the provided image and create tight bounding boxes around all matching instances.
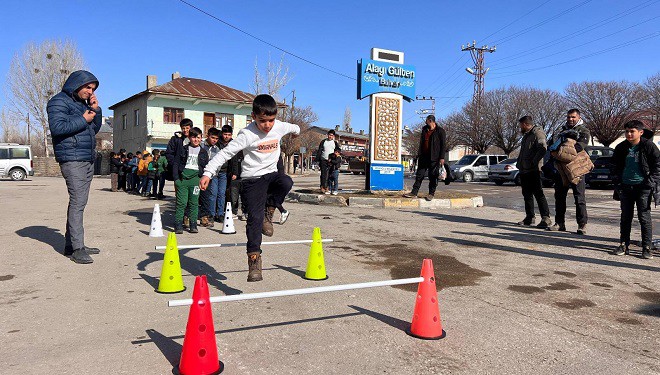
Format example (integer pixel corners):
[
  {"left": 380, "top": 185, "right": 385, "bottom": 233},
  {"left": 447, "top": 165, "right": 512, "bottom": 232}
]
[
  {"left": 64, "top": 247, "right": 74, "bottom": 256},
  {"left": 83, "top": 246, "right": 100, "bottom": 254},
  {"left": 611, "top": 243, "right": 627, "bottom": 256},
  {"left": 71, "top": 249, "right": 93, "bottom": 264},
  {"left": 517, "top": 217, "right": 536, "bottom": 226},
  {"left": 174, "top": 225, "right": 184, "bottom": 234},
  {"left": 642, "top": 246, "right": 653, "bottom": 259}
]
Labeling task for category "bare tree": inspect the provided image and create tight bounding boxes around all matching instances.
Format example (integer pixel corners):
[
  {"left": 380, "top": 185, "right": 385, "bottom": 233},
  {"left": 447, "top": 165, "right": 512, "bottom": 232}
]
[
  {"left": 6, "top": 40, "right": 86, "bottom": 157},
  {"left": 402, "top": 121, "right": 423, "bottom": 160},
  {"left": 452, "top": 102, "right": 493, "bottom": 154},
  {"left": 565, "top": 80, "right": 644, "bottom": 146},
  {"left": 0, "top": 107, "right": 27, "bottom": 144},
  {"left": 280, "top": 105, "right": 319, "bottom": 173},
  {"left": 481, "top": 87, "right": 522, "bottom": 155},
  {"left": 343, "top": 106, "right": 352, "bottom": 131},
  {"left": 251, "top": 53, "right": 292, "bottom": 100},
  {"left": 642, "top": 72, "right": 660, "bottom": 133},
  {"left": 525, "top": 88, "right": 567, "bottom": 139}
]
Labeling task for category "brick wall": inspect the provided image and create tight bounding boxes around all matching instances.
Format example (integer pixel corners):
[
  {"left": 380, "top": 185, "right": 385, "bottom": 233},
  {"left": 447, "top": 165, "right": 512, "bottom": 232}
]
[{"left": 33, "top": 151, "right": 113, "bottom": 177}]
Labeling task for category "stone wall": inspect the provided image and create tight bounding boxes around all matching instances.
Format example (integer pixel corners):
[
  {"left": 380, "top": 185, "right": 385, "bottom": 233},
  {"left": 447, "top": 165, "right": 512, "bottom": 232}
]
[{"left": 33, "top": 151, "right": 113, "bottom": 177}]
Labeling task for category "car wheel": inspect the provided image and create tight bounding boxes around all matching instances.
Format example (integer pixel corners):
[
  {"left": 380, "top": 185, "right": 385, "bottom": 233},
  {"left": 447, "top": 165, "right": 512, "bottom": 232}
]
[
  {"left": 463, "top": 171, "right": 473, "bottom": 183},
  {"left": 9, "top": 168, "right": 26, "bottom": 181},
  {"left": 514, "top": 175, "right": 521, "bottom": 186},
  {"left": 494, "top": 181, "right": 504, "bottom": 186}
]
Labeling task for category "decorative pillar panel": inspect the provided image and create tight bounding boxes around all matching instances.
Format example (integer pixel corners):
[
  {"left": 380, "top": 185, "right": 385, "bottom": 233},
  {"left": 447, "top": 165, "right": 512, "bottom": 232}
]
[{"left": 371, "top": 94, "right": 402, "bottom": 164}]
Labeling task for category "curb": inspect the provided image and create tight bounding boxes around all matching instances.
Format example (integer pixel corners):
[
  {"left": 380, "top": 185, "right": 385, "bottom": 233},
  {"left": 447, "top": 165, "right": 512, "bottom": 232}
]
[{"left": 287, "top": 191, "right": 483, "bottom": 209}]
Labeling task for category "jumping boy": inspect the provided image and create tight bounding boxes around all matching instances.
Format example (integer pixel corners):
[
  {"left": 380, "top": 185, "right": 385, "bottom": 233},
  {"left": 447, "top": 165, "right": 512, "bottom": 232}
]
[
  {"left": 172, "top": 126, "right": 209, "bottom": 234},
  {"left": 200, "top": 94, "right": 300, "bottom": 282}
]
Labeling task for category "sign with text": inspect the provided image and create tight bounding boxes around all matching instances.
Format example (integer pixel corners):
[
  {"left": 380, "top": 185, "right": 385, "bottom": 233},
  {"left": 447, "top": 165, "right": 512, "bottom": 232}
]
[
  {"left": 369, "top": 163, "right": 404, "bottom": 190},
  {"left": 357, "top": 59, "right": 416, "bottom": 102}
]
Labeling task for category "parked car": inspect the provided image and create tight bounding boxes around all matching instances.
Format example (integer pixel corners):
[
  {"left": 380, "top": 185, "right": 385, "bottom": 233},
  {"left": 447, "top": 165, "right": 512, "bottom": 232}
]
[
  {"left": 451, "top": 154, "right": 507, "bottom": 182},
  {"left": 584, "top": 145, "right": 614, "bottom": 160},
  {"left": 488, "top": 158, "right": 521, "bottom": 186},
  {"left": 585, "top": 156, "right": 615, "bottom": 188},
  {"left": 0, "top": 143, "right": 33, "bottom": 181}
]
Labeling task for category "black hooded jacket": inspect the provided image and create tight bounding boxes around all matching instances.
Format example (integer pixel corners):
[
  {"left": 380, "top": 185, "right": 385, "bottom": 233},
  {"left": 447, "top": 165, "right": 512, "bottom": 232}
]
[
  {"left": 47, "top": 70, "right": 102, "bottom": 163},
  {"left": 613, "top": 128, "right": 660, "bottom": 204}
]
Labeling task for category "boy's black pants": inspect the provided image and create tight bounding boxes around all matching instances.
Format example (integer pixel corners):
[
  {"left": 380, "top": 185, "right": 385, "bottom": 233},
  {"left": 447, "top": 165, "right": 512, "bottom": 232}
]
[
  {"left": 240, "top": 172, "right": 293, "bottom": 254},
  {"left": 619, "top": 184, "right": 653, "bottom": 248}
]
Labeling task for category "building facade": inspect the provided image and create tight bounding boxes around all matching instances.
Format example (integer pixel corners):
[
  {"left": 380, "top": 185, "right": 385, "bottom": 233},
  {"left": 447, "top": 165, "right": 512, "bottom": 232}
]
[{"left": 110, "top": 73, "right": 257, "bottom": 152}]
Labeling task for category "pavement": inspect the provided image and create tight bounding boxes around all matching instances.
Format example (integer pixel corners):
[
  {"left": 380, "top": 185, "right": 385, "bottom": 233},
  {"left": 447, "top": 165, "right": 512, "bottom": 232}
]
[{"left": 1, "top": 176, "right": 659, "bottom": 374}]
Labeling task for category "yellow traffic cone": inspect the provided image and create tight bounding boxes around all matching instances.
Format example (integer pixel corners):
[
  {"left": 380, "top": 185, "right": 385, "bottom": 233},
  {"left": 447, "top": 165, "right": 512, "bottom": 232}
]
[
  {"left": 156, "top": 233, "right": 186, "bottom": 293},
  {"left": 304, "top": 227, "right": 328, "bottom": 281}
]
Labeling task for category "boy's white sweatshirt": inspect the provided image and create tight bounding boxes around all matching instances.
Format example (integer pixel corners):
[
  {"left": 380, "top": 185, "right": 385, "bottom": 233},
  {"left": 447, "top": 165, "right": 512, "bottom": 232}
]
[{"left": 203, "top": 119, "right": 300, "bottom": 179}]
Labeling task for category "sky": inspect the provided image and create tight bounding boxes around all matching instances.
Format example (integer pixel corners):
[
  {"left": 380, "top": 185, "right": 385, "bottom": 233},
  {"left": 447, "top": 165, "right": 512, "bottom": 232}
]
[{"left": 0, "top": 0, "right": 658, "bottom": 132}]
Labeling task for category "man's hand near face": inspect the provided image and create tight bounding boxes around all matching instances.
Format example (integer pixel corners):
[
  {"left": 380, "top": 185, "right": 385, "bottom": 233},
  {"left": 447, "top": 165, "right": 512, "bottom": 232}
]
[{"left": 89, "top": 93, "right": 99, "bottom": 110}]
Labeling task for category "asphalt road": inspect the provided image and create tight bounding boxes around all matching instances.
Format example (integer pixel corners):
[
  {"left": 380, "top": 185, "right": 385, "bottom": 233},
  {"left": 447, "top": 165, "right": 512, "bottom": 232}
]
[
  {"left": 292, "top": 171, "right": 657, "bottom": 235},
  {"left": 1, "top": 176, "right": 658, "bottom": 374}
]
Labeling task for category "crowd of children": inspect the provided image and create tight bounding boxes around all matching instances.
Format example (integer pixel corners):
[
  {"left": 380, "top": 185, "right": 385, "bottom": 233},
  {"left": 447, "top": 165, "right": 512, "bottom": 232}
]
[{"left": 109, "top": 148, "right": 167, "bottom": 198}]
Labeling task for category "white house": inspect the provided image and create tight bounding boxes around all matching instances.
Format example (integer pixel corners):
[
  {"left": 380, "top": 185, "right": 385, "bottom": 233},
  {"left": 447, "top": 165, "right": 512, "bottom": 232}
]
[{"left": 109, "top": 73, "right": 258, "bottom": 152}]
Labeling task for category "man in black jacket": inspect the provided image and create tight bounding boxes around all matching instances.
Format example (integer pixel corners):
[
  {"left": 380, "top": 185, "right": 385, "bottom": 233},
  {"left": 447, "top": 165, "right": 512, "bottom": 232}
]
[
  {"left": 316, "top": 129, "right": 340, "bottom": 194},
  {"left": 404, "top": 115, "right": 446, "bottom": 201},
  {"left": 611, "top": 120, "right": 659, "bottom": 259}
]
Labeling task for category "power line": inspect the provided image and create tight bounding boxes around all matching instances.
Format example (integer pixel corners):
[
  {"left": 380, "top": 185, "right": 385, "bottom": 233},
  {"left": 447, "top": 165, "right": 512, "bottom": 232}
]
[
  {"left": 490, "top": 0, "right": 595, "bottom": 45},
  {"left": 418, "top": 54, "right": 468, "bottom": 96},
  {"left": 480, "top": 0, "right": 553, "bottom": 43},
  {"left": 490, "top": 31, "right": 660, "bottom": 79},
  {"left": 491, "top": 15, "right": 660, "bottom": 72},
  {"left": 489, "top": 0, "right": 660, "bottom": 66},
  {"left": 177, "top": 0, "right": 356, "bottom": 81}
]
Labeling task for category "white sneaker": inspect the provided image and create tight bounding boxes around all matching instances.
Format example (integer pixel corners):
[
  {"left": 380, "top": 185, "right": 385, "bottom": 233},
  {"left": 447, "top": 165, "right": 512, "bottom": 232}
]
[
  {"left": 324, "top": 190, "right": 331, "bottom": 195},
  {"left": 331, "top": 191, "right": 338, "bottom": 195},
  {"left": 279, "top": 210, "right": 290, "bottom": 224},
  {"left": 232, "top": 214, "right": 238, "bottom": 220}
]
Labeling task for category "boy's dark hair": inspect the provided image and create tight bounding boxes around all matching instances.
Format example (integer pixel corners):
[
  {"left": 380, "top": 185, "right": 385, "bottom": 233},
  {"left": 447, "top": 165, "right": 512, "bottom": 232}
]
[
  {"left": 624, "top": 120, "right": 645, "bottom": 130},
  {"left": 152, "top": 149, "right": 160, "bottom": 156},
  {"left": 143, "top": 152, "right": 151, "bottom": 157},
  {"left": 518, "top": 115, "right": 533, "bottom": 125},
  {"left": 110, "top": 152, "right": 116, "bottom": 158},
  {"left": 327, "top": 129, "right": 336, "bottom": 135},
  {"left": 180, "top": 118, "right": 193, "bottom": 128},
  {"left": 135, "top": 151, "right": 142, "bottom": 156},
  {"left": 252, "top": 94, "right": 278, "bottom": 116},
  {"left": 207, "top": 127, "right": 220, "bottom": 137},
  {"left": 426, "top": 115, "right": 436, "bottom": 123},
  {"left": 189, "top": 127, "right": 203, "bottom": 138},
  {"left": 567, "top": 108, "right": 580, "bottom": 116},
  {"left": 127, "top": 152, "right": 133, "bottom": 159},
  {"left": 334, "top": 147, "right": 341, "bottom": 153},
  {"left": 119, "top": 148, "right": 126, "bottom": 153},
  {"left": 221, "top": 125, "right": 233, "bottom": 134}
]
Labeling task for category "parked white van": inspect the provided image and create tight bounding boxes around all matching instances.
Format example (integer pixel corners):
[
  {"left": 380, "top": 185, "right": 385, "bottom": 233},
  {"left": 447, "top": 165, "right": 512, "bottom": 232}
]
[
  {"left": 450, "top": 154, "right": 507, "bottom": 182},
  {"left": 0, "top": 143, "right": 33, "bottom": 180}
]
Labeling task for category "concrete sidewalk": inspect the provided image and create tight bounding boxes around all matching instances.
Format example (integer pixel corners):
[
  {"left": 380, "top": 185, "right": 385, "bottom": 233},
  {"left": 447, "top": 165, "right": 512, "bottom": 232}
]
[{"left": 1, "top": 177, "right": 658, "bottom": 374}]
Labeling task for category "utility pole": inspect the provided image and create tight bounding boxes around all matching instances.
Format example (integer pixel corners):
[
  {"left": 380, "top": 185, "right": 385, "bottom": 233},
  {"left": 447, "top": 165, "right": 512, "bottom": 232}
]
[
  {"left": 414, "top": 95, "right": 435, "bottom": 120},
  {"left": 26, "top": 113, "right": 31, "bottom": 146},
  {"left": 461, "top": 41, "right": 496, "bottom": 109}
]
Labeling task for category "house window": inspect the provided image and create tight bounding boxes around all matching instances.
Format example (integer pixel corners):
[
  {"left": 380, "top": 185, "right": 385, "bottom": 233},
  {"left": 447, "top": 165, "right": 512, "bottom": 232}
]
[
  {"left": 134, "top": 109, "right": 140, "bottom": 127},
  {"left": 215, "top": 113, "right": 234, "bottom": 128},
  {"left": 122, "top": 114, "right": 127, "bottom": 130},
  {"left": 163, "top": 107, "right": 184, "bottom": 124}
]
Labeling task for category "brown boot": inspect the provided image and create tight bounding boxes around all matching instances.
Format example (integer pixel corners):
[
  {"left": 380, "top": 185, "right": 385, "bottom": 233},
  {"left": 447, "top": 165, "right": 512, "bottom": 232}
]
[
  {"left": 199, "top": 216, "right": 209, "bottom": 227},
  {"left": 262, "top": 206, "right": 275, "bottom": 237},
  {"left": 247, "top": 252, "right": 263, "bottom": 282}
]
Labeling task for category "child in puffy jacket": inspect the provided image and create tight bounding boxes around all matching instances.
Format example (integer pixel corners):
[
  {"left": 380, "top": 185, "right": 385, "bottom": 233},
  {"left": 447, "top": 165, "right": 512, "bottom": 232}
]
[{"left": 138, "top": 152, "right": 152, "bottom": 196}]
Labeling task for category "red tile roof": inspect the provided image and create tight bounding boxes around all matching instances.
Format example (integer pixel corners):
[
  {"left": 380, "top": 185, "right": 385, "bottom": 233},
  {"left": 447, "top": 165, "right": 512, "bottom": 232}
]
[
  {"left": 110, "top": 77, "right": 284, "bottom": 109},
  {"left": 150, "top": 77, "right": 254, "bottom": 103}
]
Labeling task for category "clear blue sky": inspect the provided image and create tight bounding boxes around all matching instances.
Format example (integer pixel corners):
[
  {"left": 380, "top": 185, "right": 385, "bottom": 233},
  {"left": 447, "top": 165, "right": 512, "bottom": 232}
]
[{"left": 1, "top": 0, "right": 658, "bottom": 131}]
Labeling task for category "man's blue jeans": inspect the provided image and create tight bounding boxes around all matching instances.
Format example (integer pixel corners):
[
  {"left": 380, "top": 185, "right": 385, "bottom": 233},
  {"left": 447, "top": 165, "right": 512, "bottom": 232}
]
[{"left": 201, "top": 173, "right": 228, "bottom": 219}]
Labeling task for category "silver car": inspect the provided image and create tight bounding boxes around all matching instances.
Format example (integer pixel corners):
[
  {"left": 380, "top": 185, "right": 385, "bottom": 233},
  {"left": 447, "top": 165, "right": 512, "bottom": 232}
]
[
  {"left": 451, "top": 154, "right": 507, "bottom": 182},
  {"left": 488, "top": 158, "right": 520, "bottom": 186}
]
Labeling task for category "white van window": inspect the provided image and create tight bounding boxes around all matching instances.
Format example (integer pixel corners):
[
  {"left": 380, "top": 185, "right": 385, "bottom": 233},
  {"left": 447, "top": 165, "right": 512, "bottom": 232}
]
[
  {"left": 9, "top": 148, "right": 29, "bottom": 159},
  {"left": 489, "top": 156, "right": 499, "bottom": 165},
  {"left": 0, "top": 149, "right": 8, "bottom": 159},
  {"left": 474, "top": 156, "right": 487, "bottom": 167}
]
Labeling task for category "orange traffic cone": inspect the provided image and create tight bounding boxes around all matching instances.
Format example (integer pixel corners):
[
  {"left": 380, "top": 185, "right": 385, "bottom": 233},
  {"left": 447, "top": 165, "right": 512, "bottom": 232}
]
[
  {"left": 407, "top": 258, "right": 445, "bottom": 339},
  {"left": 178, "top": 275, "right": 224, "bottom": 374}
]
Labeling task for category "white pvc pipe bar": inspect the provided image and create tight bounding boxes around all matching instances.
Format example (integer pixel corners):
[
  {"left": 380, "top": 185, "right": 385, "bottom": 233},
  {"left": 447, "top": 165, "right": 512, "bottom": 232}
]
[
  {"left": 168, "top": 277, "right": 424, "bottom": 307},
  {"left": 155, "top": 239, "right": 334, "bottom": 250}
]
